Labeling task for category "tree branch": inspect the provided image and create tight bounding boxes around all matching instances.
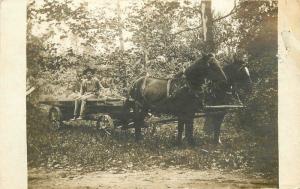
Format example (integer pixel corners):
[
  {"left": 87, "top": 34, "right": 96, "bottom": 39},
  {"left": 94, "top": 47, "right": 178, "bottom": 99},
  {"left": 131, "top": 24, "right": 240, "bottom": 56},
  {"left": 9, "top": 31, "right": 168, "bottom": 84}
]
[
  {"left": 172, "top": 1, "right": 239, "bottom": 36},
  {"left": 172, "top": 25, "right": 202, "bottom": 36},
  {"left": 212, "top": 1, "right": 239, "bottom": 23}
]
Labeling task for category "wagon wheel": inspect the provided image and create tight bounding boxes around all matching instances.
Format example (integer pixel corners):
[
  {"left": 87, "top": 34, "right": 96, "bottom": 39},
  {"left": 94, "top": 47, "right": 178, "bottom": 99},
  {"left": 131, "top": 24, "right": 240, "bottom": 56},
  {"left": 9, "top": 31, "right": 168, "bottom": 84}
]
[
  {"left": 95, "top": 117, "right": 102, "bottom": 130},
  {"left": 48, "top": 107, "right": 63, "bottom": 130},
  {"left": 96, "top": 115, "right": 113, "bottom": 135}
]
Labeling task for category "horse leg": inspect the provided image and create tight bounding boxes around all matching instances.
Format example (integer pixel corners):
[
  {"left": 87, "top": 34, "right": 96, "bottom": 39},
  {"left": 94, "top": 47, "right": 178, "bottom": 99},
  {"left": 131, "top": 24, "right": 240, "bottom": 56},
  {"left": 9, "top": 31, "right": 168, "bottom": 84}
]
[
  {"left": 120, "top": 99, "right": 131, "bottom": 128},
  {"left": 212, "top": 113, "right": 225, "bottom": 145},
  {"left": 134, "top": 104, "right": 147, "bottom": 142},
  {"left": 135, "top": 122, "right": 142, "bottom": 141},
  {"left": 184, "top": 116, "right": 195, "bottom": 145},
  {"left": 177, "top": 119, "right": 184, "bottom": 144},
  {"left": 203, "top": 115, "right": 214, "bottom": 135}
]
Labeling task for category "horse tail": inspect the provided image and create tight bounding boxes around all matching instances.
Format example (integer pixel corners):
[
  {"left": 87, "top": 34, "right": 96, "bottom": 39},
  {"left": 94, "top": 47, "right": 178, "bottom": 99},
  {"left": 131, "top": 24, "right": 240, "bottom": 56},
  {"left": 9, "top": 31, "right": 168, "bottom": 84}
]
[
  {"left": 128, "top": 76, "right": 145, "bottom": 100},
  {"left": 123, "top": 76, "right": 145, "bottom": 114}
]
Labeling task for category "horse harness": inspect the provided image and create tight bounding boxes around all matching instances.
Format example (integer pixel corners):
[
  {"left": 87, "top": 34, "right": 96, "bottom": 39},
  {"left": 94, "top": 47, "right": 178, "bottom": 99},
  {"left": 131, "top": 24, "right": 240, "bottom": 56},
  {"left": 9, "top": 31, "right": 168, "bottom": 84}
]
[{"left": 140, "top": 69, "right": 202, "bottom": 102}]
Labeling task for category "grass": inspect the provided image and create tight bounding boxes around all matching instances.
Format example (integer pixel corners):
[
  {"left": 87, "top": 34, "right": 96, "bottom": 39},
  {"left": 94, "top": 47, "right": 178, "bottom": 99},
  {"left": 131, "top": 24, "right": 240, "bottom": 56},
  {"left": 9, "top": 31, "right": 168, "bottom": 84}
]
[{"left": 27, "top": 104, "right": 278, "bottom": 180}]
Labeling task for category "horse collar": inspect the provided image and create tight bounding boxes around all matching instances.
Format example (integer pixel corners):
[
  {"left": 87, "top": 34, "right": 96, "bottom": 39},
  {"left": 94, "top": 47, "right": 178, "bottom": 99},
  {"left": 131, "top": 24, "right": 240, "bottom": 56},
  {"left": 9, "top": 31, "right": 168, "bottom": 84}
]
[{"left": 182, "top": 67, "right": 187, "bottom": 79}]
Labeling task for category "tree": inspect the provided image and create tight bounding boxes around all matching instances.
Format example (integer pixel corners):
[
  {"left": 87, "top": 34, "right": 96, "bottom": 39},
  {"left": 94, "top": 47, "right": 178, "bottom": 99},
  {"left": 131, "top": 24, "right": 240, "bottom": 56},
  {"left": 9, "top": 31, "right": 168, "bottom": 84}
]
[
  {"left": 230, "top": 1, "right": 278, "bottom": 135},
  {"left": 201, "top": 1, "right": 214, "bottom": 53}
]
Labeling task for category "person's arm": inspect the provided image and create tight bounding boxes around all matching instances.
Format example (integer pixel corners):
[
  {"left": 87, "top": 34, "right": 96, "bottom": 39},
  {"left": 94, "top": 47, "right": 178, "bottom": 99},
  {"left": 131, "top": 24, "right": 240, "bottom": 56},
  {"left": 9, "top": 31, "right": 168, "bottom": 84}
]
[
  {"left": 93, "top": 78, "right": 104, "bottom": 90},
  {"left": 99, "top": 81, "right": 105, "bottom": 90},
  {"left": 72, "top": 81, "right": 79, "bottom": 93}
]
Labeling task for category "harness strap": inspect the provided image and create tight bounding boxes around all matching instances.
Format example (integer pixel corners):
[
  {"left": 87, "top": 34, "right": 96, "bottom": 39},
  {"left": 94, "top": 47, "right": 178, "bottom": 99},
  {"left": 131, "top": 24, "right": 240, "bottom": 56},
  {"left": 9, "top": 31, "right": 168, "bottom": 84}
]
[{"left": 167, "top": 79, "right": 171, "bottom": 98}]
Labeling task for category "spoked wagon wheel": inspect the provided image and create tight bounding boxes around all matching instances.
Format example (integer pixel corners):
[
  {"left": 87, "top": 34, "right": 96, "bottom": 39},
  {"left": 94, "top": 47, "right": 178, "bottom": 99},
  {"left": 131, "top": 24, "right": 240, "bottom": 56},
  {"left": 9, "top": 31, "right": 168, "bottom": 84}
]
[
  {"left": 95, "top": 117, "right": 102, "bottom": 130},
  {"left": 96, "top": 115, "right": 113, "bottom": 135},
  {"left": 48, "top": 106, "right": 63, "bottom": 130}
]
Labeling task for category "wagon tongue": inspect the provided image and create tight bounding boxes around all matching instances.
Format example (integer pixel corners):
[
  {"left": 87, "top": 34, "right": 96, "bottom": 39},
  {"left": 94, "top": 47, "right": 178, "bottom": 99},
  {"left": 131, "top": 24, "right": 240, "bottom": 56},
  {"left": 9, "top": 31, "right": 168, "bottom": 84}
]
[{"left": 204, "top": 105, "right": 245, "bottom": 111}]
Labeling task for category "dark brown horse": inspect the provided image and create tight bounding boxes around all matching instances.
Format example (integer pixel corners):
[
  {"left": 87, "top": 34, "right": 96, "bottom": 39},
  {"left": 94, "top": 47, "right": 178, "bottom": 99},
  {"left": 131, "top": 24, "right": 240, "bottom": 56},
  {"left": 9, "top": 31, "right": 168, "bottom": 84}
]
[
  {"left": 203, "top": 58, "right": 252, "bottom": 144},
  {"left": 128, "top": 54, "right": 227, "bottom": 144}
]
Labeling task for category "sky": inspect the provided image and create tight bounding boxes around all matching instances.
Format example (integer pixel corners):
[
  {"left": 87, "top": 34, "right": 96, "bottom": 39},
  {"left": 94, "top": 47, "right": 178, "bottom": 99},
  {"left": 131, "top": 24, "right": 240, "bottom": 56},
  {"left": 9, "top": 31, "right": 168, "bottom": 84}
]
[{"left": 212, "top": 0, "right": 236, "bottom": 15}]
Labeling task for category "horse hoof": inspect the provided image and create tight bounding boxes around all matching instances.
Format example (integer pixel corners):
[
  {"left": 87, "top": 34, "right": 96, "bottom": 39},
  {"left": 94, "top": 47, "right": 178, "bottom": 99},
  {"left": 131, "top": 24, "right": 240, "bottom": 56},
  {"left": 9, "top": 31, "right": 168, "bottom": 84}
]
[
  {"left": 176, "top": 140, "right": 183, "bottom": 146},
  {"left": 213, "top": 139, "right": 222, "bottom": 145},
  {"left": 197, "top": 140, "right": 205, "bottom": 146}
]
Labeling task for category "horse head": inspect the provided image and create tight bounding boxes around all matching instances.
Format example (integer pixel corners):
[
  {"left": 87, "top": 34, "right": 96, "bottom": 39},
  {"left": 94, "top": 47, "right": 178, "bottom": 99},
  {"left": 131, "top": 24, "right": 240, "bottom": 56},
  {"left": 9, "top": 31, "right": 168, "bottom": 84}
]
[
  {"left": 204, "top": 53, "right": 228, "bottom": 83},
  {"left": 223, "top": 57, "right": 253, "bottom": 94},
  {"left": 185, "top": 53, "right": 227, "bottom": 87}
]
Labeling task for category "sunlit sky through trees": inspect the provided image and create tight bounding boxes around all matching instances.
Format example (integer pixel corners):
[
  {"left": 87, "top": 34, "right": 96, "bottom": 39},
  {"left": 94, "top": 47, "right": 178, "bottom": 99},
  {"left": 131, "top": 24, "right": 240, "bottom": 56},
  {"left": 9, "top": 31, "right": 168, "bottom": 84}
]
[{"left": 30, "top": 0, "right": 237, "bottom": 54}]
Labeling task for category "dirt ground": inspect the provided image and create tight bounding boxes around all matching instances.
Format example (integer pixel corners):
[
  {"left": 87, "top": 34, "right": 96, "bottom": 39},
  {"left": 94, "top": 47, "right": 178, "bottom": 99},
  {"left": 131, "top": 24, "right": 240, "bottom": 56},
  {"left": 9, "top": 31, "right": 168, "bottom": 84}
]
[{"left": 28, "top": 167, "right": 277, "bottom": 189}]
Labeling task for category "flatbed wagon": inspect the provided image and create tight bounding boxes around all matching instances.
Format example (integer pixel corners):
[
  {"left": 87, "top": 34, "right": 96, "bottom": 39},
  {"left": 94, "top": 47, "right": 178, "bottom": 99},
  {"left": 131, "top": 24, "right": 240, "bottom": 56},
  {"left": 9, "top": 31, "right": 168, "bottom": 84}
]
[
  {"left": 40, "top": 97, "right": 135, "bottom": 129},
  {"left": 40, "top": 96, "right": 244, "bottom": 130}
]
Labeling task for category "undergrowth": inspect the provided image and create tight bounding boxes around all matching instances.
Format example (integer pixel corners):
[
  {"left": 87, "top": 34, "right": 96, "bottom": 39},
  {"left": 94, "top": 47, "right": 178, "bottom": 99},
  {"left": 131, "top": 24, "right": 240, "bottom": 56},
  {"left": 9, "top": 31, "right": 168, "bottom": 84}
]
[{"left": 27, "top": 104, "right": 278, "bottom": 180}]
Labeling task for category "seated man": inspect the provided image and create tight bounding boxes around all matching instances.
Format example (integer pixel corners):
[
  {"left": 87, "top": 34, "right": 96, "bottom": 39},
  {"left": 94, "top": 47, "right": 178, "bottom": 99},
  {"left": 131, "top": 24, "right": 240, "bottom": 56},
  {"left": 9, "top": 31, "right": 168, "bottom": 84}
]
[
  {"left": 68, "top": 71, "right": 83, "bottom": 99},
  {"left": 72, "top": 67, "right": 104, "bottom": 120}
]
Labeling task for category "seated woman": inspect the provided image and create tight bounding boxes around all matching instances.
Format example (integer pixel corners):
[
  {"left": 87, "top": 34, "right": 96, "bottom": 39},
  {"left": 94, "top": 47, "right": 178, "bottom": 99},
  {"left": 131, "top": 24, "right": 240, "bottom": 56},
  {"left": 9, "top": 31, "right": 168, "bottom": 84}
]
[{"left": 72, "top": 67, "right": 104, "bottom": 120}]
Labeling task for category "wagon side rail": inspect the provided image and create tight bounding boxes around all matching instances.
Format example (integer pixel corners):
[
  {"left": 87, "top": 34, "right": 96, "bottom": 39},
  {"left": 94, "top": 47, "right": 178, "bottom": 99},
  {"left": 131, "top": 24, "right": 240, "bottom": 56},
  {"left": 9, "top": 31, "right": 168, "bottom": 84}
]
[{"left": 39, "top": 97, "right": 126, "bottom": 107}]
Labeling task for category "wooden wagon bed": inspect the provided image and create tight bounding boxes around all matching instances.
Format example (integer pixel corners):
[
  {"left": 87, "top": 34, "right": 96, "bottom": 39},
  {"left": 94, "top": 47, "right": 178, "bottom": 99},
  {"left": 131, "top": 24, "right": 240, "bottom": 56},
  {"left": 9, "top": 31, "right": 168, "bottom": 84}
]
[
  {"left": 39, "top": 97, "right": 133, "bottom": 129},
  {"left": 40, "top": 96, "right": 245, "bottom": 130},
  {"left": 40, "top": 97, "right": 126, "bottom": 107}
]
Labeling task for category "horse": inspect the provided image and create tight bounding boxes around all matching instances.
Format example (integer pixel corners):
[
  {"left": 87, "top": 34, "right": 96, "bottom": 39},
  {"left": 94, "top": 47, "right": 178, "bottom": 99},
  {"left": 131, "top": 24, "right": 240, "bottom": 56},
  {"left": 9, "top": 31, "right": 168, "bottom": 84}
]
[
  {"left": 202, "top": 57, "right": 252, "bottom": 144},
  {"left": 128, "top": 53, "right": 227, "bottom": 144}
]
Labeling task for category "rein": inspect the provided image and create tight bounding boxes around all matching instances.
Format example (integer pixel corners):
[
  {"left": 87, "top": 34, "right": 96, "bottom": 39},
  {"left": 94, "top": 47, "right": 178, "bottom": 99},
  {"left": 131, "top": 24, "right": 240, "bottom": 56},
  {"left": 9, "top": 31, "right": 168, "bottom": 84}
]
[{"left": 168, "top": 69, "right": 202, "bottom": 99}]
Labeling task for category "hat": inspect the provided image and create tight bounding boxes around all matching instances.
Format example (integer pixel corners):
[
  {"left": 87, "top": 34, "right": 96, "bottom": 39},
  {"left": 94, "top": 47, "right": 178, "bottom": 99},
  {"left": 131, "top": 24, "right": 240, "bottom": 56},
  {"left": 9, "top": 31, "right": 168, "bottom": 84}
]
[{"left": 83, "top": 67, "right": 96, "bottom": 75}]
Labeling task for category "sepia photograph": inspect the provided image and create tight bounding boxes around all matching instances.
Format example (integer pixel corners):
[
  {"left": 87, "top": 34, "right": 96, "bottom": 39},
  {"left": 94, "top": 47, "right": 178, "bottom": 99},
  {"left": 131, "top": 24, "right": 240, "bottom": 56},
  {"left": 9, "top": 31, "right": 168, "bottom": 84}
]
[{"left": 25, "top": 0, "right": 278, "bottom": 188}]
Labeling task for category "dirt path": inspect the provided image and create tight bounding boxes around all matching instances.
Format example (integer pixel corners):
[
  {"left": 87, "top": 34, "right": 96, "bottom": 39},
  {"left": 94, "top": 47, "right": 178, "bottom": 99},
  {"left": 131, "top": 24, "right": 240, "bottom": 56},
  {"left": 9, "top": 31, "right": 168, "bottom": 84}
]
[{"left": 28, "top": 168, "right": 277, "bottom": 189}]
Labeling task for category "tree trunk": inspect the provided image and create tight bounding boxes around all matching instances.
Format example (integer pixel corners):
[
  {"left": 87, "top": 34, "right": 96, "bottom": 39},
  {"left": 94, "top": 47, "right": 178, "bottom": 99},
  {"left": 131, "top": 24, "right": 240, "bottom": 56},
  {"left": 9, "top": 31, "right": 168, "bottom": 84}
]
[
  {"left": 144, "top": 48, "right": 149, "bottom": 75},
  {"left": 117, "top": 0, "right": 127, "bottom": 89},
  {"left": 201, "top": 1, "right": 214, "bottom": 53},
  {"left": 117, "top": 0, "right": 124, "bottom": 51}
]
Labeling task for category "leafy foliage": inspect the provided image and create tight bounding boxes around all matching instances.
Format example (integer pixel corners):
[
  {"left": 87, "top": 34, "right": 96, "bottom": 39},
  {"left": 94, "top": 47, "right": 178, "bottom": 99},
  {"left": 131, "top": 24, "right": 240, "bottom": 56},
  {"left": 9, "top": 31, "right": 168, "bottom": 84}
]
[
  {"left": 27, "top": 0, "right": 278, "bottom": 178},
  {"left": 232, "top": 1, "right": 277, "bottom": 135}
]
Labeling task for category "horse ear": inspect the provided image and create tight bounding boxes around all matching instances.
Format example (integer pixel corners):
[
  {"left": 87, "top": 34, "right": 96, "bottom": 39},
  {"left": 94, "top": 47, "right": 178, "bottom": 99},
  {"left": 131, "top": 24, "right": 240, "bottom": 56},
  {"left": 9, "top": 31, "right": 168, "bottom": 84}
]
[
  {"left": 206, "top": 56, "right": 213, "bottom": 67},
  {"left": 207, "top": 53, "right": 214, "bottom": 58},
  {"left": 233, "top": 55, "right": 238, "bottom": 63},
  {"left": 202, "top": 53, "right": 214, "bottom": 67},
  {"left": 207, "top": 61, "right": 210, "bottom": 67}
]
